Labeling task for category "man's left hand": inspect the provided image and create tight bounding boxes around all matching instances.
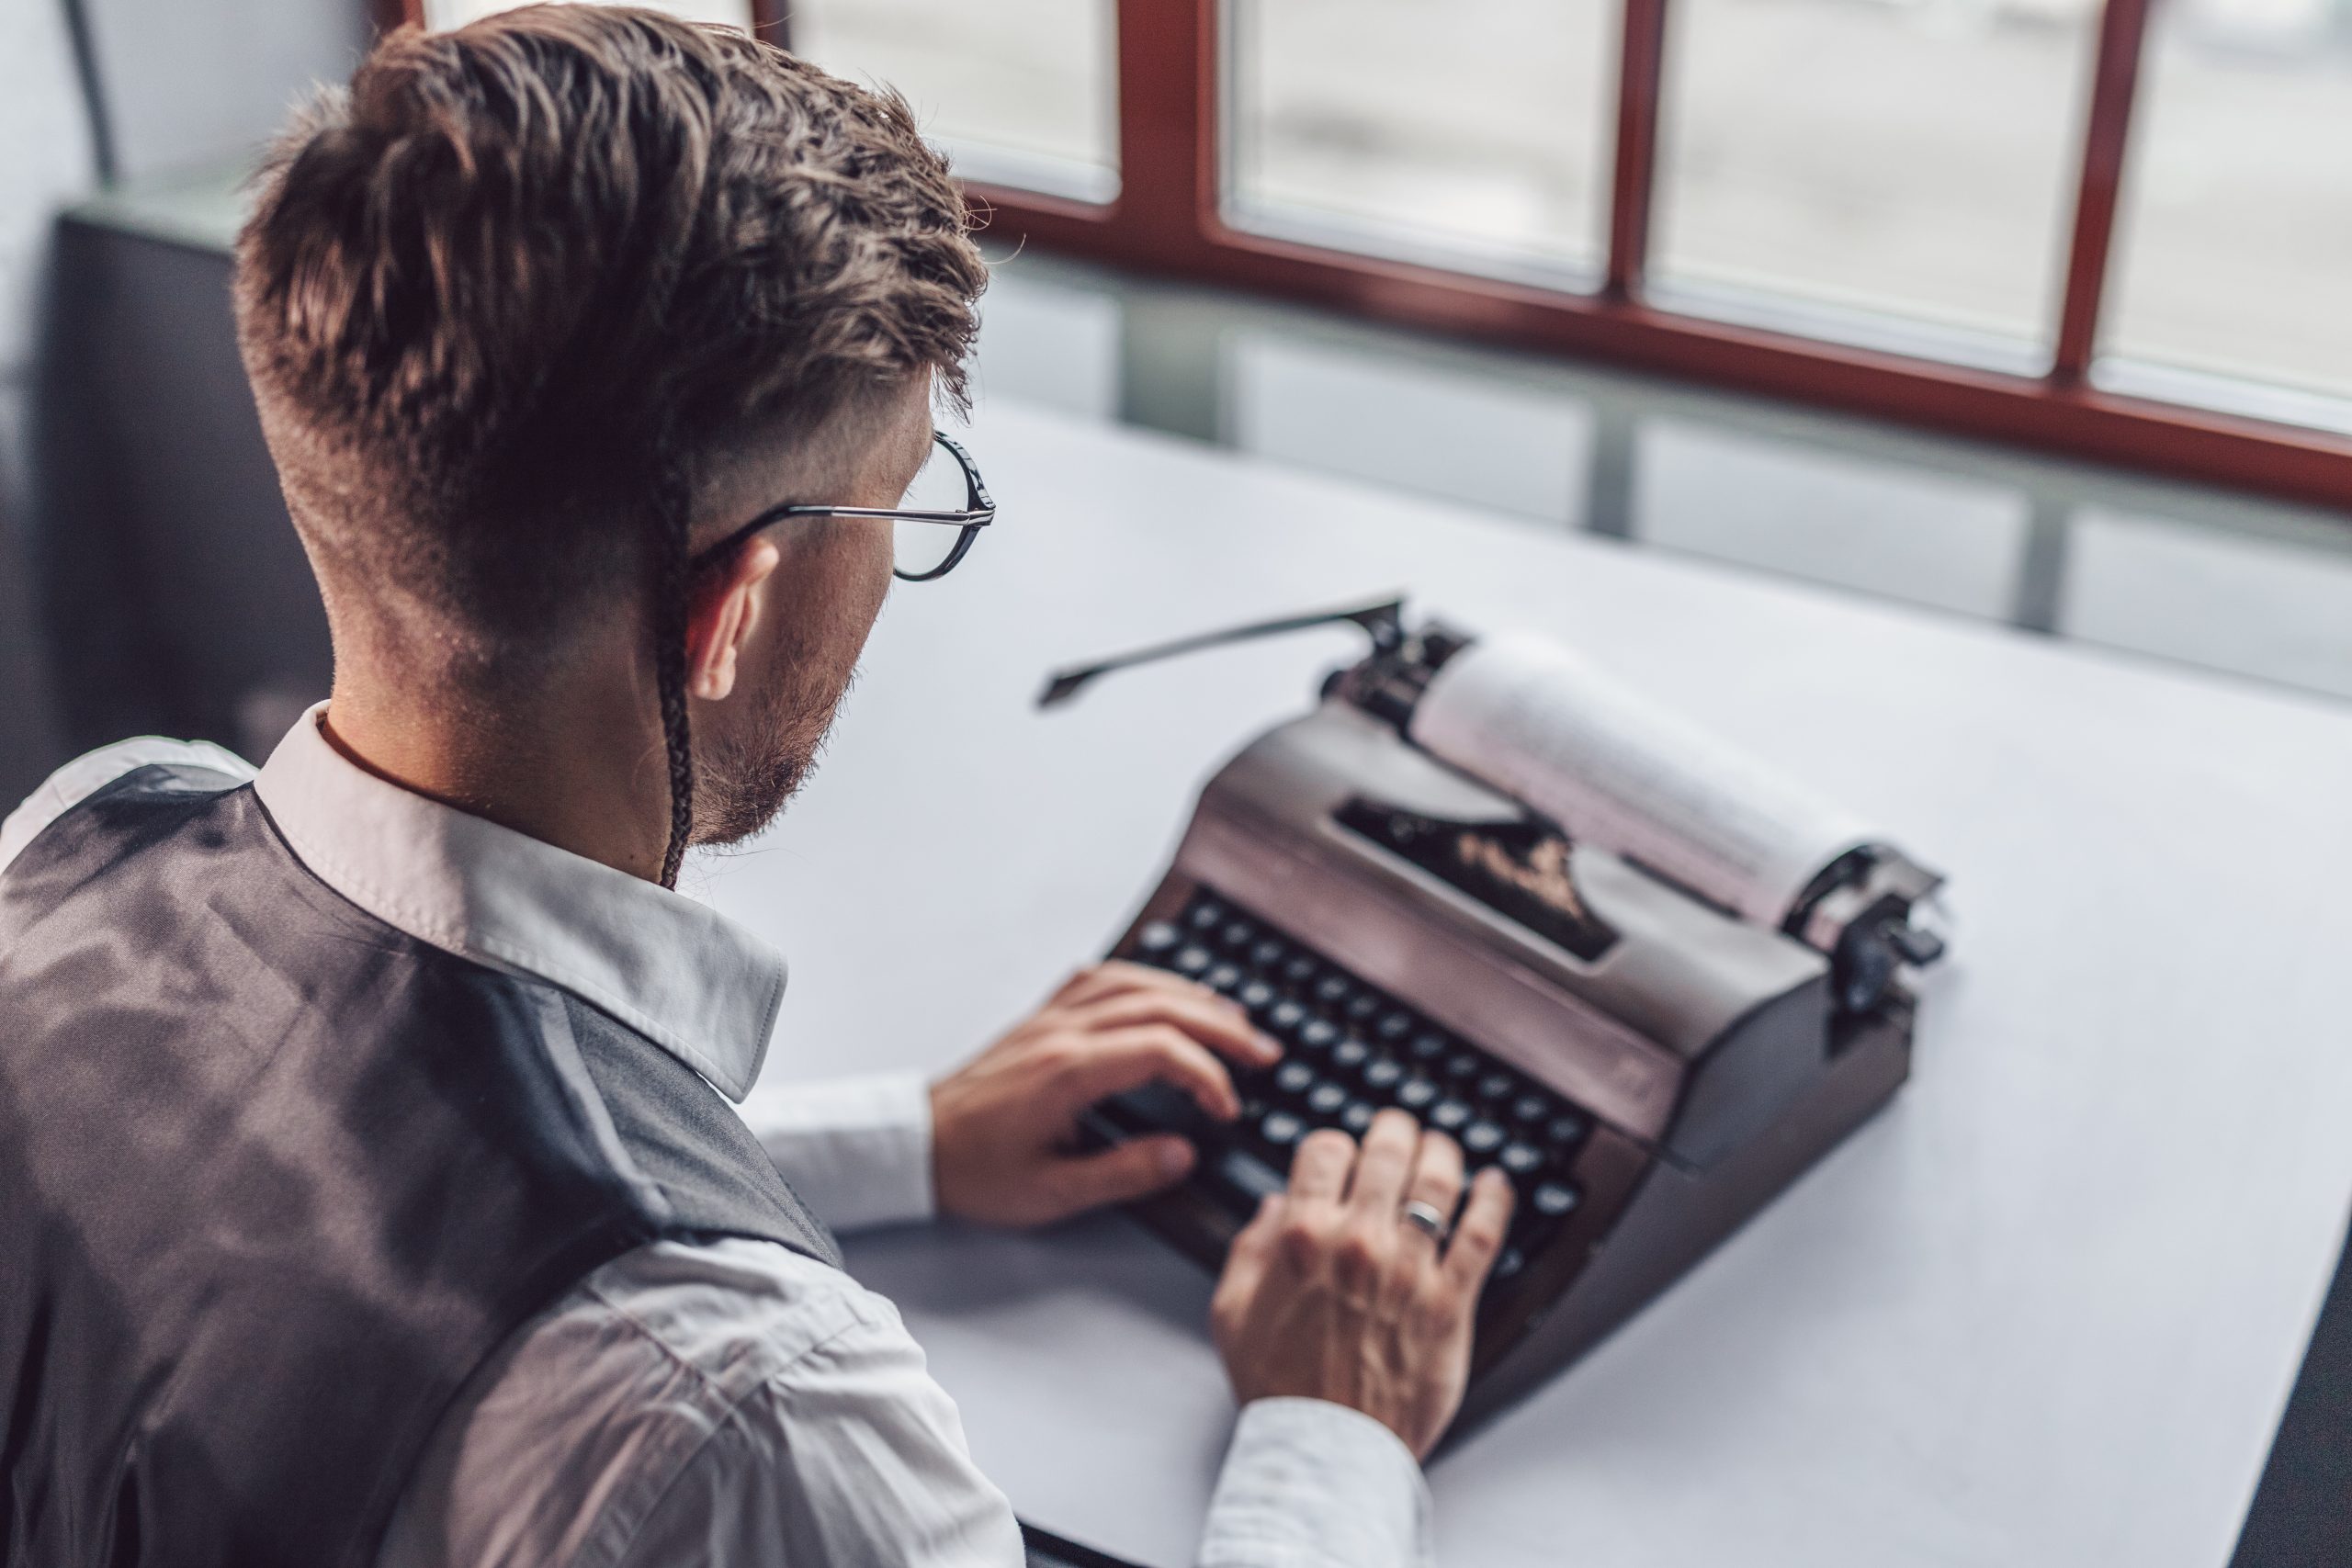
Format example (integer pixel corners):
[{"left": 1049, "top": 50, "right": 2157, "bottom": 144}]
[{"left": 930, "top": 961, "right": 1281, "bottom": 1227}]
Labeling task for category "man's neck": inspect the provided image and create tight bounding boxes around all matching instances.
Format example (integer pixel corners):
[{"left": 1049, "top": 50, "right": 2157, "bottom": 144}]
[{"left": 319, "top": 673, "right": 672, "bottom": 884}]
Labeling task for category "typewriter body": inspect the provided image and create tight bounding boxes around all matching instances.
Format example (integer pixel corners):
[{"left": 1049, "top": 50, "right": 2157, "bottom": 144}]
[{"left": 1066, "top": 606, "right": 1944, "bottom": 1430}]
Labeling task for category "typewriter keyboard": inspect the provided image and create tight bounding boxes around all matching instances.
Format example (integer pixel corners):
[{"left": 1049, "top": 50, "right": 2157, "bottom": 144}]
[{"left": 1108, "top": 888, "right": 1592, "bottom": 1283}]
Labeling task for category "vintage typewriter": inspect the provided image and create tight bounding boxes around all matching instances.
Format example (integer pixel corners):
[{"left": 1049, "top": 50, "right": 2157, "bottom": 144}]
[{"left": 1046, "top": 599, "right": 1946, "bottom": 1431}]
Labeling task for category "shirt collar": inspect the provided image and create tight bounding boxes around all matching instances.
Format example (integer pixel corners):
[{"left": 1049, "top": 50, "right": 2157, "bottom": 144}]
[{"left": 253, "top": 704, "right": 784, "bottom": 1102}]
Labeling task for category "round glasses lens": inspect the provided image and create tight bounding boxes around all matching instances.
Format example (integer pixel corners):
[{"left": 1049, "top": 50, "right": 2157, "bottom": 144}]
[{"left": 893, "top": 443, "right": 972, "bottom": 578}]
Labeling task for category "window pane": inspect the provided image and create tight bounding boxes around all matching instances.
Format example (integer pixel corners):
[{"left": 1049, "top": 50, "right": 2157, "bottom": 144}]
[
  {"left": 792, "top": 0, "right": 1117, "bottom": 203},
  {"left": 2100, "top": 3, "right": 2352, "bottom": 413},
  {"left": 1226, "top": 0, "right": 1617, "bottom": 284},
  {"left": 1654, "top": 0, "right": 2096, "bottom": 364},
  {"left": 1228, "top": 333, "right": 1593, "bottom": 524},
  {"left": 2062, "top": 508, "right": 2352, "bottom": 701},
  {"left": 1633, "top": 421, "right": 2033, "bottom": 619}
]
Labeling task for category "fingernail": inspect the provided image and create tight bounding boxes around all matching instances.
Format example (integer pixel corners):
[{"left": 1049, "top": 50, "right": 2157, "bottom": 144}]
[{"left": 1159, "top": 1140, "right": 1196, "bottom": 1179}]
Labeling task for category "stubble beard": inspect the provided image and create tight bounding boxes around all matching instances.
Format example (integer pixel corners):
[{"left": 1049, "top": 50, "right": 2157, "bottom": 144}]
[{"left": 689, "top": 662, "right": 855, "bottom": 848}]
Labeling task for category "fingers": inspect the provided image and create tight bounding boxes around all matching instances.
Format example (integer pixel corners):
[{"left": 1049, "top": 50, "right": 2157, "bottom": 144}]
[
  {"left": 1052, "top": 958, "right": 1223, "bottom": 1012},
  {"left": 1342, "top": 1110, "right": 1419, "bottom": 1218},
  {"left": 1442, "top": 1168, "right": 1516, "bottom": 1292},
  {"left": 1398, "top": 1130, "right": 1466, "bottom": 1251},
  {"left": 1286, "top": 1128, "right": 1355, "bottom": 1204},
  {"left": 1039, "top": 1133, "right": 1198, "bottom": 1220},
  {"left": 1211, "top": 1191, "right": 1283, "bottom": 1341},
  {"left": 1048, "top": 1023, "right": 1242, "bottom": 1121},
  {"left": 1069, "top": 985, "right": 1278, "bottom": 1071}
]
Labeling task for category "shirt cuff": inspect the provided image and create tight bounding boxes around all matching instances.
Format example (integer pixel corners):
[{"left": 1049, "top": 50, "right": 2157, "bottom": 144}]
[
  {"left": 1198, "top": 1397, "right": 1434, "bottom": 1568},
  {"left": 746, "top": 1072, "right": 936, "bottom": 1234}
]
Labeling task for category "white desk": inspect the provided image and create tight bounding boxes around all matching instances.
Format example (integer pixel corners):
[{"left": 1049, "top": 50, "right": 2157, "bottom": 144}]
[{"left": 709, "top": 401, "right": 2352, "bottom": 1568}]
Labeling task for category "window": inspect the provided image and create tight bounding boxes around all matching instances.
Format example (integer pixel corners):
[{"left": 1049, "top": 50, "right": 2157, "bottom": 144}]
[
  {"left": 2099, "top": 2, "right": 2352, "bottom": 423},
  {"left": 1226, "top": 0, "right": 1618, "bottom": 286},
  {"left": 1227, "top": 332, "right": 1594, "bottom": 525},
  {"left": 1653, "top": 0, "right": 2097, "bottom": 370},
  {"left": 1633, "top": 421, "right": 2034, "bottom": 618},
  {"left": 413, "top": 0, "right": 1119, "bottom": 205},
  {"left": 394, "top": 0, "right": 2352, "bottom": 513},
  {"left": 2063, "top": 508, "right": 2352, "bottom": 698},
  {"left": 791, "top": 0, "right": 1118, "bottom": 203}
]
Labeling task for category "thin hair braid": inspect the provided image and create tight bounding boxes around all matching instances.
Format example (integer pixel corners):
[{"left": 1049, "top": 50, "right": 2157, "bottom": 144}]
[{"left": 652, "top": 445, "right": 695, "bottom": 889}]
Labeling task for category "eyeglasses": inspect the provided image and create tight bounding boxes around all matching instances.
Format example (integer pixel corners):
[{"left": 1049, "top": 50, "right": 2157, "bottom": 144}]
[{"left": 691, "top": 431, "right": 995, "bottom": 583}]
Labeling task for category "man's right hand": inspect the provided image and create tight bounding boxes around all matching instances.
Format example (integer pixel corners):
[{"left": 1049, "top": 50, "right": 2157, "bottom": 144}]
[{"left": 1208, "top": 1110, "right": 1515, "bottom": 1461}]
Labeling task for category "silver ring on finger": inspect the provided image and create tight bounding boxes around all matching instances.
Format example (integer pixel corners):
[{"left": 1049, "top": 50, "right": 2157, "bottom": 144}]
[{"left": 1398, "top": 1199, "right": 1449, "bottom": 1244}]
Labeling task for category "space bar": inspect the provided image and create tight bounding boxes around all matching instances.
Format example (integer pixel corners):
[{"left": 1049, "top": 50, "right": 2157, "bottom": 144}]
[{"left": 1217, "top": 1147, "right": 1287, "bottom": 1202}]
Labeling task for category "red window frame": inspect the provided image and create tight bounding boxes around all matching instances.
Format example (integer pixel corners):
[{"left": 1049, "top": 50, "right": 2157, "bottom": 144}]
[{"left": 388, "top": 0, "right": 2351, "bottom": 513}]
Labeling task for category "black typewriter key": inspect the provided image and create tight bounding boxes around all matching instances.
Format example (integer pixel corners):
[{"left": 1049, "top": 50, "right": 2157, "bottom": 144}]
[
  {"left": 1204, "top": 962, "right": 1244, "bottom": 994},
  {"left": 1219, "top": 918, "right": 1256, "bottom": 950},
  {"left": 1173, "top": 944, "right": 1213, "bottom": 977},
  {"left": 1306, "top": 1082, "right": 1348, "bottom": 1118},
  {"left": 1361, "top": 1057, "right": 1404, "bottom": 1093},
  {"left": 1396, "top": 1077, "right": 1439, "bottom": 1111},
  {"left": 1136, "top": 921, "right": 1182, "bottom": 957},
  {"left": 1498, "top": 1142, "right": 1544, "bottom": 1177},
  {"left": 1187, "top": 899, "right": 1225, "bottom": 931},
  {"left": 1544, "top": 1111, "right": 1589, "bottom": 1148},
  {"left": 1297, "top": 1019, "right": 1340, "bottom": 1053},
  {"left": 1344, "top": 993, "right": 1381, "bottom": 1025},
  {"left": 1493, "top": 1247, "right": 1526, "bottom": 1281},
  {"left": 1283, "top": 954, "right": 1317, "bottom": 987},
  {"left": 1274, "top": 1062, "right": 1316, "bottom": 1097},
  {"left": 1476, "top": 1071, "right": 1517, "bottom": 1104},
  {"left": 1239, "top": 1093, "right": 1267, "bottom": 1121},
  {"left": 1444, "top": 1051, "right": 1482, "bottom": 1082},
  {"left": 1314, "top": 975, "right": 1352, "bottom": 1008},
  {"left": 1532, "top": 1181, "right": 1580, "bottom": 1218},
  {"left": 1237, "top": 978, "right": 1277, "bottom": 1012},
  {"left": 1340, "top": 1100, "right": 1376, "bottom": 1135},
  {"left": 1261, "top": 1110, "right": 1306, "bottom": 1147},
  {"left": 1430, "top": 1099, "right": 1472, "bottom": 1132},
  {"left": 1250, "top": 937, "right": 1286, "bottom": 969},
  {"left": 1510, "top": 1091, "right": 1553, "bottom": 1124},
  {"left": 1408, "top": 1032, "right": 1450, "bottom": 1064},
  {"left": 1462, "top": 1120, "right": 1506, "bottom": 1156},
  {"left": 1266, "top": 999, "right": 1308, "bottom": 1036},
  {"left": 1374, "top": 1010, "right": 1414, "bottom": 1043},
  {"left": 1330, "top": 1038, "right": 1371, "bottom": 1073}
]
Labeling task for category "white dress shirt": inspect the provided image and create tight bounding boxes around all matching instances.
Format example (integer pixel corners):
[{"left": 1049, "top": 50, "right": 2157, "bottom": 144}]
[{"left": 0, "top": 713, "right": 1435, "bottom": 1568}]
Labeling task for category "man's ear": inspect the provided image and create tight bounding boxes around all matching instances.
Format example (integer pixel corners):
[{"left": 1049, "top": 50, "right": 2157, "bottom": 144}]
[{"left": 684, "top": 536, "right": 782, "bottom": 702}]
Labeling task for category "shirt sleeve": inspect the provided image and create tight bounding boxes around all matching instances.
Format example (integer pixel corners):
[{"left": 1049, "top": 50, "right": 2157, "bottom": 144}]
[
  {"left": 745, "top": 1071, "right": 937, "bottom": 1233},
  {"left": 617, "top": 1310, "right": 1026, "bottom": 1568},
  {"left": 1197, "top": 1398, "right": 1436, "bottom": 1568},
  {"left": 0, "top": 736, "right": 254, "bottom": 877}
]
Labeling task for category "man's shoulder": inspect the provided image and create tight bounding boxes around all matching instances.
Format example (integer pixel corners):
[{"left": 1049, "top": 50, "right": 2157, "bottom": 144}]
[{"left": 0, "top": 736, "right": 254, "bottom": 877}]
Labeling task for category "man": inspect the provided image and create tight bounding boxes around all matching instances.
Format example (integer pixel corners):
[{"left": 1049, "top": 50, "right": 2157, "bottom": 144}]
[{"left": 0, "top": 9, "right": 1511, "bottom": 1566}]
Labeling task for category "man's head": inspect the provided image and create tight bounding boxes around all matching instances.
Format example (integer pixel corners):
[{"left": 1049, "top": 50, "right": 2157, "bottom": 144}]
[{"left": 233, "top": 5, "right": 986, "bottom": 878}]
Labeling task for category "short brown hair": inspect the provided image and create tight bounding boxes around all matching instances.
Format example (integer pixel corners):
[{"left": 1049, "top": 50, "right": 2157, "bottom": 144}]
[{"left": 234, "top": 4, "right": 987, "bottom": 664}]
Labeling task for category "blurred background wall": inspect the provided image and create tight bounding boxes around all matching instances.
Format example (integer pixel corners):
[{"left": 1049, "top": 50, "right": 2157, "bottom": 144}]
[
  {"left": 0, "top": 0, "right": 365, "bottom": 795},
  {"left": 0, "top": 0, "right": 93, "bottom": 802}
]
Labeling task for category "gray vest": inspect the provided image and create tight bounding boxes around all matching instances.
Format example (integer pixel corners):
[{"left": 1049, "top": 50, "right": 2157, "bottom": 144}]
[{"left": 0, "top": 762, "right": 839, "bottom": 1568}]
